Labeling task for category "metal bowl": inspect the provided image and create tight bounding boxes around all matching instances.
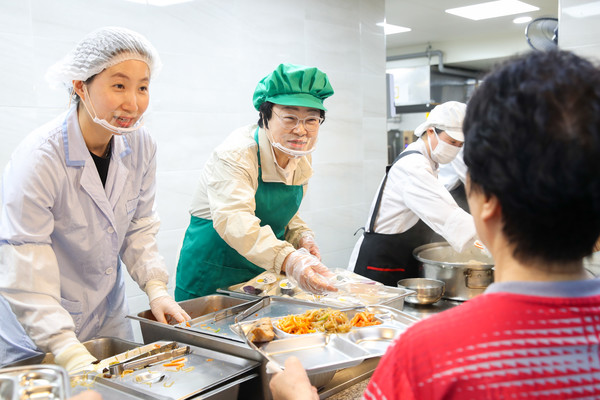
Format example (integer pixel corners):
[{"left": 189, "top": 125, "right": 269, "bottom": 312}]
[{"left": 397, "top": 278, "right": 445, "bottom": 305}]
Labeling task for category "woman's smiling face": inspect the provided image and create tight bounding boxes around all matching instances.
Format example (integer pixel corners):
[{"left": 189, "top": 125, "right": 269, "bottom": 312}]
[
  {"left": 268, "top": 105, "right": 322, "bottom": 153},
  {"left": 81, "top": 59, "right": 150, "bottom": 133}
]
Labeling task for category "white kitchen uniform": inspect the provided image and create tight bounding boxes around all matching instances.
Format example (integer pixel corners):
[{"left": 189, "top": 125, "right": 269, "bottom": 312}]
[
  {"left": 348, "top": 138, "right": 477, "bottom": 271},
  {"left": 0, "top": 106, "right": 168, "bottom": 366},
  {"left": 438, "top": 146, "right": 467, "bottom": 191}
]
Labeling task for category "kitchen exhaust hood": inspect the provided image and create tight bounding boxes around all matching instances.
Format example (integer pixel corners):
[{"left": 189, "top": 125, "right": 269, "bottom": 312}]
[{"left": 387, "top": 50, "right": 482, "bottom": 114}]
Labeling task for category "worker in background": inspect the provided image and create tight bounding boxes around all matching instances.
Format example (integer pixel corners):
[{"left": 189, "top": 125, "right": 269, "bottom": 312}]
[{"left": 348, "top": 101, "right": 477, "bottom": 286}]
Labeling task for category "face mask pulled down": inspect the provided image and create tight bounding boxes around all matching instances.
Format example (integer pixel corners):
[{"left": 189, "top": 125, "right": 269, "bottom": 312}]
[
  {"left": 265, "top": 125, "right": 318, "bottom": 159},
  {"left": 428, "top": 131, "right": 461, "bottom": 164},
  {"left": 81, "top": 86, "right": 144, "bottom": 135}
]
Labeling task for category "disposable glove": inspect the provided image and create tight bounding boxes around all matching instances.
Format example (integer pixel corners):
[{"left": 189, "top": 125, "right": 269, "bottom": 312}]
[
  {"left": 298, "top": 232, "right": 321, "bottom": 260},
  {"left": 283, "top": 248, "right": 337, "bottom": 294},
  {"left": 473, "top": 239, "right": 491, "bottom": 257},
  {"left": 145, "top": 279, "right": 191, "bottom": 324},
  {"left": 54, "top": 342, "right": 97, "bottom": 373},
  {"left": 150, "top": 296, "right": 191, "bottom": 324}
]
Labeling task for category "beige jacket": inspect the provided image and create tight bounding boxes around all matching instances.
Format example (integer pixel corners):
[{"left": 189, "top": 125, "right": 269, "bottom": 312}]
[{"left": 188, "top": 124, "right": 314, "bottom": 274}]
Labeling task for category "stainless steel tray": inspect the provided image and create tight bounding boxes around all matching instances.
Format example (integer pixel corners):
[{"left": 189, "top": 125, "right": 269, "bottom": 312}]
[
  {"left": 71, "top": 340, "right": 259, "bottom": 400},
  {"left": 130, "top": 294, "right": 254, "bottom": 343},
  {"left": 233, "top": 297, "right": 420, "bottom": 367},
  {"left": 261, "top": 335, "right": 370, "bottom": 374},
  {"left": 0, "top": 364, "right": 70, "bottom": 400}
]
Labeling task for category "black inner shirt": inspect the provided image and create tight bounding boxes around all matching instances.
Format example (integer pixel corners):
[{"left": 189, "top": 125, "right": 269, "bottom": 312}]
[{"left": 90, "top": 139, "right": 112, "bottom": 187}]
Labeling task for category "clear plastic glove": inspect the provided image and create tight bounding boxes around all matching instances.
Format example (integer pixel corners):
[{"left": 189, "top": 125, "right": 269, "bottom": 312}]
[
  {"left": 474, "top": 239, "right": 491, "bottom": 257},
  {"left": 283, "top": 248, "right": 337, "bottom": 294},
  {"left": 150, "top": 296, "right": 191, "bottom": 325},
  {"left": 54, "top": 342, "right": 97, "bottom": 373},
  {"left": 298, "top": 233, "right": 321, "bottom": 260},
  {"left": 269, "top": 356, "right": 319, "bottom": 400}
]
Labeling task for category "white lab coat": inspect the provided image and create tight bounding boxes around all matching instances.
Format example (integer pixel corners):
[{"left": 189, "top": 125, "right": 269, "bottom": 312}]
[
  {"left": 0, "top": 106, "right": 168, "bottom": 365},
  {"left": 348, "top": 139, "right": 476, "bottom": 270}
]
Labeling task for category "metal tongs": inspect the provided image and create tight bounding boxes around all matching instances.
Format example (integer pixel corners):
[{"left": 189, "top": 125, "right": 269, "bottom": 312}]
[
  {"left": 232, "top": 297, "right": 282, "bottom": 367},
  {"left": 107, "top": 342, "right": 190, "bottom": 375}
]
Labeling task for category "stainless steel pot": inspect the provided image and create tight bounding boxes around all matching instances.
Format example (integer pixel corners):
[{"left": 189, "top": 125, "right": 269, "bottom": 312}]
[{"left": 413, "top": 242, "right": 494, "bottom": 301}]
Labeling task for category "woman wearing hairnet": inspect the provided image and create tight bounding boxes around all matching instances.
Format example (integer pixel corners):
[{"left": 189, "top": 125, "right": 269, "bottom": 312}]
[
  {"left": 0, "top": 27, "right": 189, "bottom": 371},
  {"left": 175, "top": 63, "right": 337, "bottom": 300},
  {"left": 348, "top": 102, "right": 478, "bottom": 286}
]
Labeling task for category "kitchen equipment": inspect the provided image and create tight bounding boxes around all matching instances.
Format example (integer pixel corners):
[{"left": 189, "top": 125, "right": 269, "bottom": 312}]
[
  {"left": 397, "top": 278, "right": 445, "bottom": 305},
  {"left": 413, "top": 242, "right": 494, "bottom": 301},
  {"left": 0, "top": 364, "right": 70, "bottom": 400}
]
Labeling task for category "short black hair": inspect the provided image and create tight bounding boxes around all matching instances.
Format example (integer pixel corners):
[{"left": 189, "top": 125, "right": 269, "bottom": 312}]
[
  {"left": 463, "top": 50, "right": 600, "bottom": 264},
  {"left": 257, "top": 101, "right": 326, "bottom": 129}
]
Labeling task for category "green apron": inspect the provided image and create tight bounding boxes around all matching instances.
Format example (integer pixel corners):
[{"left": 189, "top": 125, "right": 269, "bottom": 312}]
[{"left": 175, "top": 128, "right": 304, "bottom": 300}]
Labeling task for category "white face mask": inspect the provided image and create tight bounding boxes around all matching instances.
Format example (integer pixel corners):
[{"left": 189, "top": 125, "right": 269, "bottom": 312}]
[
  {"left": 81, "top": 86, "right": 144, "bottom": 135},
  {"left": 428, "top": 131, "right": 461, "bottom": 164}
]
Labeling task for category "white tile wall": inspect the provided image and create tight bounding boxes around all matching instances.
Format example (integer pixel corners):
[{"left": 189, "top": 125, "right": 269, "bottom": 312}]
[
  {"left": 560, "top": 0, "right": 600, "bottom": 62},
  {"left": 0, "top": 0, "right": 387, "bottom": 342}
]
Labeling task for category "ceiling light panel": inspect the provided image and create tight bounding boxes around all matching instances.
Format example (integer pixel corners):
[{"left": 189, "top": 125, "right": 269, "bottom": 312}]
[
  {"left": 446, "top": 0, "right": 539, "bottom": 21},
  {"left": 377, "top": 22, "right": 412, "bottom": 35}
]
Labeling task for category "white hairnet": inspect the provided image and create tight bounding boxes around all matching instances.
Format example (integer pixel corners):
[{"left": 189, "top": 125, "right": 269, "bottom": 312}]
[{"left": 45, "top": 26, "right": 161, "bottom": 91}]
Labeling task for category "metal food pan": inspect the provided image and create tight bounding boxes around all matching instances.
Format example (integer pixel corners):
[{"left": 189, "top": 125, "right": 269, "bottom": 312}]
[
  {"left": 0, "top": 364, "right": 70, "bottom": 400},
  {"left": 129, "top": 295, "right": 259, "bottom": 348},
  {"left": 260, "top": 334, "right": 370, "bottom": 375},
  {"left": 136, "top": 294, "right": 251, "bottom": 324},
  {"left": 71, "top": 340, "right": 259, "bottom": 400}
]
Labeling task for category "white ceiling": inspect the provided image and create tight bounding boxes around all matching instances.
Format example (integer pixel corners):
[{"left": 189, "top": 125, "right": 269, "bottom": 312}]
[{"left": 385, "top": 0, "right": 559, "bottom": 71}]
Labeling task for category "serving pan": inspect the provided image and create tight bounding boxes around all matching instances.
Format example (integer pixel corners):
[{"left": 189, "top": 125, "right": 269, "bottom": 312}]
[
  {"left": 70, "top": 340, "right": 259, "bottom": 400},
  {"left": 0, "top": 364, "right": 70, "bottom": 400}
]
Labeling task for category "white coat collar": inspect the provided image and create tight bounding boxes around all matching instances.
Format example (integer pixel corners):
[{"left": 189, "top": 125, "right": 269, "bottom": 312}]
[
  {"left": 412, "top": 138, "right": 438, "bottom": 173},
  {"left": 63, "top": 105, "right": 132, "bottom": 167}
]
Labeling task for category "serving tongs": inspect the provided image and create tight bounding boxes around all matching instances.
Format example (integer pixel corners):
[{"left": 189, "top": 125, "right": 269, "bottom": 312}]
[
  {"left": 232, "top": 297, "right": 282, "bottom": 368},
  {"left": 107, "top": 342, "right": 190, "bottom": 375}
]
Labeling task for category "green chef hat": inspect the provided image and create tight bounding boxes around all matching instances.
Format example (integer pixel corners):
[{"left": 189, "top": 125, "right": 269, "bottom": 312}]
[{"left": 252, "top": 63, "right": 334, "bottom": 111}]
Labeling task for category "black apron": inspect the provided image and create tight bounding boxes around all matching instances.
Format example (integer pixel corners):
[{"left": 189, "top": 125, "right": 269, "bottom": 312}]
[{"left": 354, "top": 150, "right": 443, "bottom": 286}]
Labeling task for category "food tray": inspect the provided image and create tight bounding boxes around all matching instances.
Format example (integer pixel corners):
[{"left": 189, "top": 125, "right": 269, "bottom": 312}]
[
  {"left": 70, "top": 340, "right": 259, "bottom": 400},
  {"left": 0, "top": 364, "right": 70, "bottom": 400},
  {"left": 234, "top": 297, "right": 420, "bottom": 366},
  {"left": 261, "top": 335, "right": 370, "bottom": 374}
]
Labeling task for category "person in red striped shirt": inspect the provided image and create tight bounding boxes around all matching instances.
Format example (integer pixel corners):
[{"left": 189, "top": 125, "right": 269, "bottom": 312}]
[{"left": 269, "top": 49, "right": 600, "bottom": 400}]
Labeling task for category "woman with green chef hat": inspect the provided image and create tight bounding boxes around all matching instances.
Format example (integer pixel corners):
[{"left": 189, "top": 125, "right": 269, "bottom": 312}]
[{"left": 175, "top": 63, "right": 338, "bottom": 300}]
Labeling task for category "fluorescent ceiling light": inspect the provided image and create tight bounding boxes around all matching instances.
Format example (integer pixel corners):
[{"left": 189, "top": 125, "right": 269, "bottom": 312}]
[
  {"left": 446, "top": 0, "right": 539, "bottom": 21},
  {"left": 123, "top": 0, "right": 192, "bottom": 5},
  {"left": 563, "top": 1, "right": 600, "bottom": 18},
  {"left": 377, "top": 22, "right": 411, "bottom": 35},
  {"left": 513, "top": 16, "right": 532, "bottom": 23}
]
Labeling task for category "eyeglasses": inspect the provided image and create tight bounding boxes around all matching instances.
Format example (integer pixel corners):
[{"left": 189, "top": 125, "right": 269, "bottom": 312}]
[{"left": 272, "top": 110, "right": 323, "bottom": 132}]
